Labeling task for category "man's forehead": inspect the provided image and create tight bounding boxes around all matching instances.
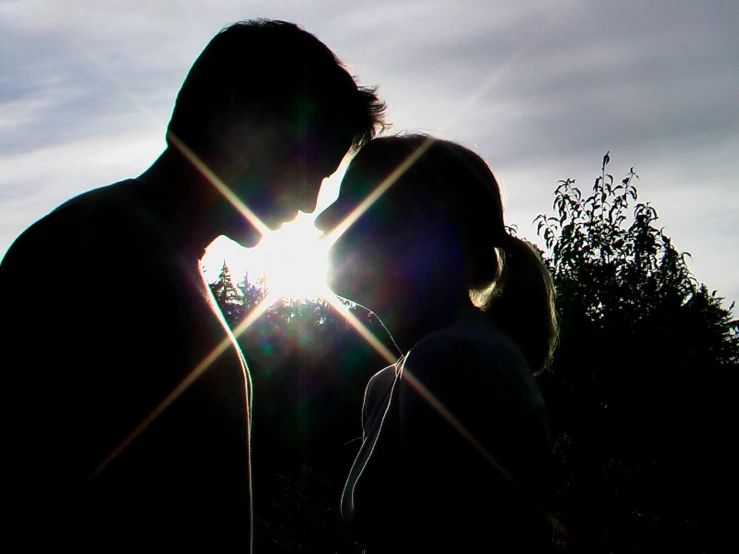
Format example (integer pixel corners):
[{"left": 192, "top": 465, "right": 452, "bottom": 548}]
[{"left": 310, "top": 131, "right": 354, "bottom": 173}]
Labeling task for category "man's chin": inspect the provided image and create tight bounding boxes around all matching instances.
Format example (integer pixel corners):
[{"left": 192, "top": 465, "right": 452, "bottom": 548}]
[
  {"left": 231, "top": 229, "right": 264, "bottom": 249},
  {"left": 266, "top": 212, "right": 299, "bottom": 232},
  {"left": 226, "top": 210, "right": 297, "bottom": 247}
]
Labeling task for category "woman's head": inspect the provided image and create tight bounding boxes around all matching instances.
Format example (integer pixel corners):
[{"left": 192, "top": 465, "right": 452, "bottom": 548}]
[
  {"left": 317, "top": 135, "right": 503, "bottom": 293},
  {"left": 315, "top": 134, "right": 557, "bottom": 371}
]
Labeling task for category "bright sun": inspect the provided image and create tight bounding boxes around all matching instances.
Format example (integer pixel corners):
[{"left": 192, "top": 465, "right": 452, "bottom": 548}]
[
  {"left": 252, "top": 212, "right": 332, "bottom": 300},
  {"left": 202, "top": 212, "right": 331, "bottom": 301},
  {"left": 202, "top": 160, "right": 350, "bottom": 301}
]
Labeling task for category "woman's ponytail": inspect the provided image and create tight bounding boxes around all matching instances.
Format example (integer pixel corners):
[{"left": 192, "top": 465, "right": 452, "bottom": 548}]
[{"left": 477, "top": 236, "right": 558, "bottom": 374}]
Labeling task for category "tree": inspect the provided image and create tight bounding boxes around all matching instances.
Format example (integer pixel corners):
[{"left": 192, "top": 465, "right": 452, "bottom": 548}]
[
  {"left": 534, "top": 153, "right": 739, "bottom": 553},
  {"left": 209, "top": 261, "right": 244, "bottom": 323},
  {"left": 237, "top": 269, "right": 269, "bottom": 317}
]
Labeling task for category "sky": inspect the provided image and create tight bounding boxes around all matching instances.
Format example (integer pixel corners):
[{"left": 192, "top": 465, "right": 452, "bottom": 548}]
[{"left": 1, "top": 0, "right": 737, "bottom": 310}]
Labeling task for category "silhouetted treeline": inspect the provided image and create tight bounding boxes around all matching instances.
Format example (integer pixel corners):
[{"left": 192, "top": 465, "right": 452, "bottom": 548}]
[
  {"left": 210, "top": 154, "right": 738, "bottom": 553},
  {"left": 532, "top": 154, "right": 738, "bottom": 553}
]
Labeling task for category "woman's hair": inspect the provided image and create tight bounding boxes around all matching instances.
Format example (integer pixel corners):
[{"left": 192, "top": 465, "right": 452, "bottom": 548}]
[
  {"left": 350, "top": 134, "right": 558, "bottom": 372},
  {"left": 478, "top": 237, "right": 558, "bottom": 373}
]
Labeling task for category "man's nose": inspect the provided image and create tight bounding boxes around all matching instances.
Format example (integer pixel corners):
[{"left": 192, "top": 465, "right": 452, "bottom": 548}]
[
  {"left": 299, "top": 189, "right": 319, "bottom": 214},
  {"left": 292, "top": 177, "right": 322, "bottom": 214}
]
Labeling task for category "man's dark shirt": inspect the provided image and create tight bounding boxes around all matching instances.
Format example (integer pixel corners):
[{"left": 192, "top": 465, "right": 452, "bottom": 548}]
[{"left": 0, "top": 179, "right": 251, "bottom": 549}]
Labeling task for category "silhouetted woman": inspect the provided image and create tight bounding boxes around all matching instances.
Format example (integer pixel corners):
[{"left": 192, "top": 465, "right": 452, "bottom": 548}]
[{"left": 315, "top": 135, "right": 559, "bottom": 552}]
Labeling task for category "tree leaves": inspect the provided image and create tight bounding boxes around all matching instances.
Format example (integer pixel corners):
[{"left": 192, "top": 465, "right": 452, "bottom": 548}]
[{"left": 535, "top": 153, "right": 738, "bottom": 552}]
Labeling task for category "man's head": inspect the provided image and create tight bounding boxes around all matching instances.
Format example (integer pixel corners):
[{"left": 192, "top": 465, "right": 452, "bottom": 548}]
[{"left": 167, "top": 19, "right": 386, "bottom": 244}]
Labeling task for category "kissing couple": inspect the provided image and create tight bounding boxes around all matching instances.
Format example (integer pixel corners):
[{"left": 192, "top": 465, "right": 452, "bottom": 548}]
[{"left": 1, "top": 18, "right": 558, "bottom": 553}]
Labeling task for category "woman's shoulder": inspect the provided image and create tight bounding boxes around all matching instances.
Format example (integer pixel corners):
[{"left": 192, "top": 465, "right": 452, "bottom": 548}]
[
  {"left": 403, "top": 310, "right": 544, "bottom": 409},
  {"left": 365, "top": 364, "right": 399, "bottom": 404},
  {"left": 361, "top": 362, "right": 403, "bottom": 425},
  {"left": 408, "top": 310, "right": 525, "bottom": 372}
]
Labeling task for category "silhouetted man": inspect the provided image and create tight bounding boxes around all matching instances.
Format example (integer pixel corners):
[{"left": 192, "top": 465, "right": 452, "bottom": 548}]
[{"left": 0, "top": 19, "right": 385, "bottom": 550}]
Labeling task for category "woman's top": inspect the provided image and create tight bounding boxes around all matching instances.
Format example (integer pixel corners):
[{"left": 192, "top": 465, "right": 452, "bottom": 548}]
[{"left": 342, "top": 308, "right": 554, "bottom": 553}]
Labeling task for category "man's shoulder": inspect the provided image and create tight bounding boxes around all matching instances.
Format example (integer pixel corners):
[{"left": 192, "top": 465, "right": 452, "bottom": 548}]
[
  {"left": 3, "top": 179, "right": 150, "bottom": 262},
  {"left": 0, "top": 178, "right": 173, "bottom": 293},
  {"left": 52, "top": 178, "right": 137, "bottom": 213},
  {"left": 47, "top": 178, "right": 144, "bottom": 235}
]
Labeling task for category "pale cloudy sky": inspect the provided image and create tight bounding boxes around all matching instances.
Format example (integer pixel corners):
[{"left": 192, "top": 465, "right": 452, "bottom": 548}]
[{"left": 1, "top": 0, "right": 737, "bottom": 309}]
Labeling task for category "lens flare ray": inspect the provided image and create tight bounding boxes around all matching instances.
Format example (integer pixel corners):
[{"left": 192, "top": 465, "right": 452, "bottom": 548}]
[
  {"left": 66, "top": 36, "right": 165, "bottom": 131},
  {"left": 168, "top": 130, "right": 272, "bottom": 238},
  {"left": 84, "top": 283, "right": 279, "bottom": 489},
  {"left": 320, "top": 137, "right": 435, "bottom": 249},
  {"left": 325, "top": 295, "right": 400, "bottom": 364}
]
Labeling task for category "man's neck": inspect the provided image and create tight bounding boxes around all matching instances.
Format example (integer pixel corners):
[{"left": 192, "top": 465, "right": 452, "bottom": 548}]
[{"left": 136, "top": 148, "right": 221, "bottom": 261}]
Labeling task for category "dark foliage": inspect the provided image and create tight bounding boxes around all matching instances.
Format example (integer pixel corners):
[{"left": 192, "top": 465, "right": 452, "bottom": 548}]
[{"left": 534, "top": 153, "right": 739, "bottom": 553}]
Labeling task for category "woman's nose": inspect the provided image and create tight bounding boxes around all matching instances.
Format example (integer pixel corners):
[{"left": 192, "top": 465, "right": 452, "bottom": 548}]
[{"left": 313, "top": 207, "right": 333, "bottom": 232}]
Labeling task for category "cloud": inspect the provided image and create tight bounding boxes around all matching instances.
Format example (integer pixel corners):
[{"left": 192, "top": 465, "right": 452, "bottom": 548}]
[
  {"left": 0, "top": 129, "right": 165, "bottom": 252},
  {"left": 0, "top": 16, "right": 176, "bottom": 156},
  {"left": 0, "top": 0, "right": 736, "bottom": 308}
]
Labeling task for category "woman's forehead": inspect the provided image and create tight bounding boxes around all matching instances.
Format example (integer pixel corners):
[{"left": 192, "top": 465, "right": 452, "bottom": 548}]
[{"left": 341, "top": 153, "right": 429, "bottom": 200}]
